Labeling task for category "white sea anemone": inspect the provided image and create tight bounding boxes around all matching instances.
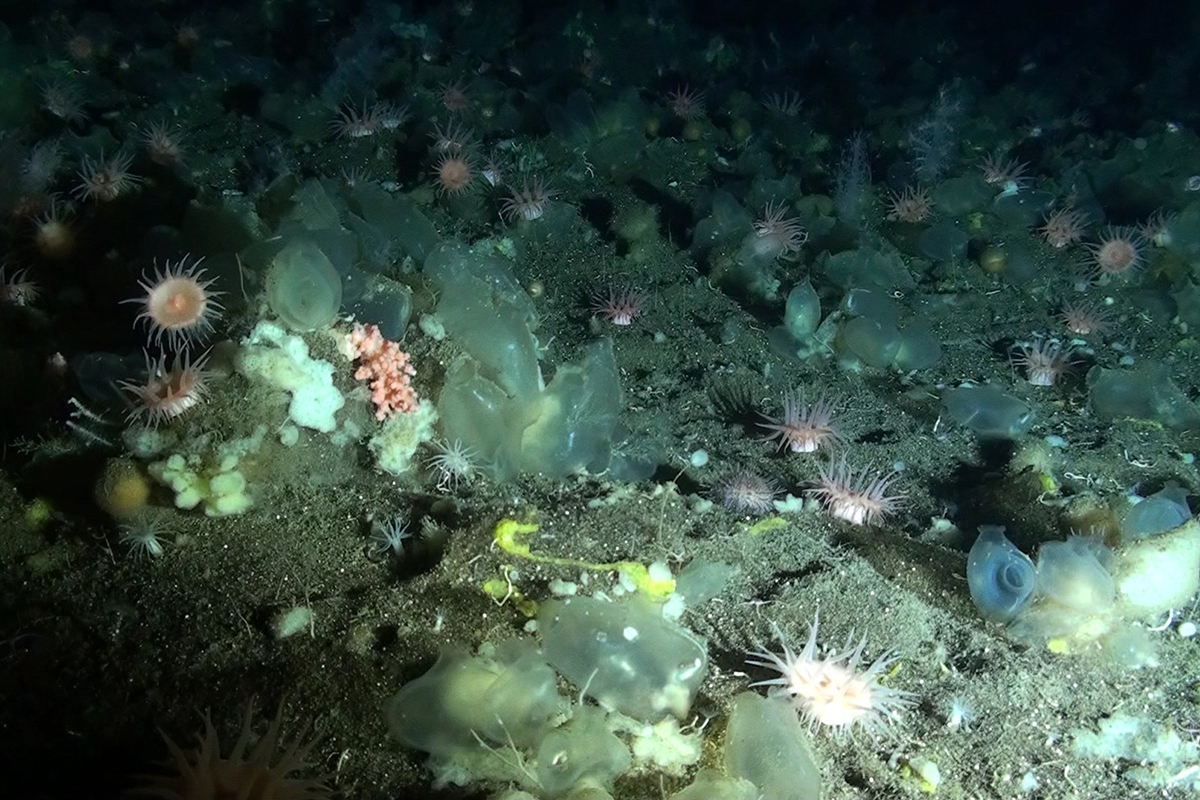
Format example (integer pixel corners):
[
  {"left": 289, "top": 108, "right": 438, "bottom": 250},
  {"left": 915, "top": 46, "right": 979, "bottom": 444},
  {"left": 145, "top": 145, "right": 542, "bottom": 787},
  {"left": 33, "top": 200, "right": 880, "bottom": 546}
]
[{"left": 746, "top": 615, "right": 917, "bottom": 738}]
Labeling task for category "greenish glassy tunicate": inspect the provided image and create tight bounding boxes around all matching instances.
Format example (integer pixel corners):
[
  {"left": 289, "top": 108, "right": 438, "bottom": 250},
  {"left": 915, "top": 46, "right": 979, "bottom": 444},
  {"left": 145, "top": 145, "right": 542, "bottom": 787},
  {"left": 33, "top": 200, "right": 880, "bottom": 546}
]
[
  {"left": 266, "top": 240, "right": 343, "bottom": 331},
  {"left": 943, "top": 385, "right": 1034, "bottom": 439}
]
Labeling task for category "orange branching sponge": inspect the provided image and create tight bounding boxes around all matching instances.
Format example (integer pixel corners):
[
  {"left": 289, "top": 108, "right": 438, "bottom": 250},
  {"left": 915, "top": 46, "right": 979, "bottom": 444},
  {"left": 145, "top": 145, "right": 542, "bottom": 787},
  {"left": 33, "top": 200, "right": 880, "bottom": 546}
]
[{"left": 342, "top": 323, "right": 418, "bottom": 419}]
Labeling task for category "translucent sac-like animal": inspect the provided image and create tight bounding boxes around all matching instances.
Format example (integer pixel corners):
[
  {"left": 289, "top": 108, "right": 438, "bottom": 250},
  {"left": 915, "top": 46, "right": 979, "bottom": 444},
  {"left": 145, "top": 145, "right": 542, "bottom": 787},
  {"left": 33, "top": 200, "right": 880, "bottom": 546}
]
[
  {"left": 1120, "top": 484, "right": 1191, "bottom": 540},
  {"left": 967, "top": 525, "right": 1036, "bottom": 623},
  {"left": 1008, "top": 534, "right": 1118, "bottom": 645},
  {"left": 1034, "top": 536, "right": 1115, "bottom": 614}
]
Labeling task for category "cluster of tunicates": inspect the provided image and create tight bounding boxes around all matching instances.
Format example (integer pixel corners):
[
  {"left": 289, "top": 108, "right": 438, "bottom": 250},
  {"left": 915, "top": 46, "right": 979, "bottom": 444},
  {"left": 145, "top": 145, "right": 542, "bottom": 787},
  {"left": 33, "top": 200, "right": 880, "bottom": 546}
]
[
  {"left": 1087, "top": 364, "right": 1200, "bottom": 431},
  {"left": 385, "top": 595, "right": 708, "bottom": 798},
  {"left": 386, "top": 589, "right": 824, "bottom": 800},
  {"left": 966, "top": 516, "right": 1200, "bottom": 665},
  {"left": 822, "top": 247, "right": 914, "bottom": 290},
  {"left": 766, "top": 279, "right": 837, "bottom": 363},
  {"left": 833, "top": 288, "right": 942, "bottom": 372},
  {"left": 426, "top": 242, "right": 625, "bottom": 480},
  {"left": 243, "top": 179, "right": 427, "bottom": 338}
]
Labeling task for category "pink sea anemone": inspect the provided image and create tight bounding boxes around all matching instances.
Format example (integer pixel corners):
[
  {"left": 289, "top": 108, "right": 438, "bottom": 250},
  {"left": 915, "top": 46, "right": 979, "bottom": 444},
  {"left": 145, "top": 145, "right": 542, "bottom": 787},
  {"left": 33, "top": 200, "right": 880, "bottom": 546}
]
[
  {"left": 1089, "top": 226, "right": 1144, "bottom": 277},
  {"left": 885, "top": 186, "right": 932, "bottom": 223},
  {"left": 434, "top": 151, "right": 475, "bottom": 196},
  {"left": 590, "top": 286, "right": 643, "bottom": 325},
  {"left": 127, "top": 257, "right": 223, "bottom": 348},
  {"left": 119, "top": 350, "right": 209, "bottom": 425}
]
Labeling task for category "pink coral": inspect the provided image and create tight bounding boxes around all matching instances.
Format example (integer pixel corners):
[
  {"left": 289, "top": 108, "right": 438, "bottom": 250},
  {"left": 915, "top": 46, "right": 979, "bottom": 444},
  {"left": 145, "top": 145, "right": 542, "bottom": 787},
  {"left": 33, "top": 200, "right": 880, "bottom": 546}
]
[{"left": 343, "top": 323, "right": 418, "bottom": 419}]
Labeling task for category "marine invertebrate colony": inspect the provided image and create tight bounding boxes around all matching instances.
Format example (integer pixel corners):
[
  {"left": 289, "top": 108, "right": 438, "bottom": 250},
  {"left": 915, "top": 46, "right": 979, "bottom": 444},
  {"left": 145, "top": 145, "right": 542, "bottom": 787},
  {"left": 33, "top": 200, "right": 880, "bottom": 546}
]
[{"left": 342, "top": 323, "right": 419, "bottom": 419}]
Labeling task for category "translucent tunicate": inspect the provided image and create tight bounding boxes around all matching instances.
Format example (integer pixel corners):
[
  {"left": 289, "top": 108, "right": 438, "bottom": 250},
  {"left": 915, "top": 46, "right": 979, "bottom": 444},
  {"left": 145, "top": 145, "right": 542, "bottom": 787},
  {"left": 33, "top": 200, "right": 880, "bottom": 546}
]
[
  {"left": 385, "top": 640, "right": 562, "bottom": 758},
  {"left": 1087, "top": 364, "right": 1200, "bottom": 431},
  {"left": 823, "top": 248, "right": 913, "bottom": 290},
  {"left": 843, "top": 287, "right": 899, "bottom": 327},
  {"left": 539, "top": 595, "right": 708, "bottom": 721},
  {"left": 724, "top": 692, "right": 822, "bottom": 800},
  {"left": 265, "top": 240, "right": 343, "bottom": 331},
  {"left": 784, "top": 279, "right": 821, "bottom": 339},
  {"left": 535, "top": 706, "right": 631, "bottom": 795},
  {"left": 931, "top": 175, "right": 992, "bottom": 215},
  {"left": 943, "top": 385, "right": 1034, "bottom": 439},
  {"left": 918, "top": 219, "right": 969, "bottom": 262},
  {"left": 967, "top": 525, "right": 1035, "bottom": 623},
  {"left": 1121, "top": 484, "right": 1191, "bottom": 539},
  {"left": 1034, "top": 536, "right": 1115, "bottom": 613},
  {"left": 1000, "top": 240, "right": 1039, "bottom": 285},
  {"left": 837, "top": 316, "right": 901, "bottom": 368},
  {"left": 894, "top": 322, "right": 942, "bottom": 371},
  {"left": 991, "top": 189, "right": 1055, "bottom": 227}
]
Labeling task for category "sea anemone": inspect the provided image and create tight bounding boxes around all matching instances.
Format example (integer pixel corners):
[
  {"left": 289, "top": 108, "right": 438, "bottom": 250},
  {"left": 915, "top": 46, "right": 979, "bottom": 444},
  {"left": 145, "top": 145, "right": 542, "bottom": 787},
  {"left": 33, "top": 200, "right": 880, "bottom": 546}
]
[
  {"left": 127, "top": 257, "right": 223, "bottom": 348},
  {"left": 1059, "top": 301, "right": 1110, "bottom": 337},
  {"left": 885, "top": 186, "right": 932, "bottom": 223},
  {"left": 1089, "top": 226, "right": 1144, "bottom": 278},
  {"left": 369, "top": 516, "right": 411, "bottom": 558},
  {"left": 120, "top": 351, "right": 210, "bottom": 425},
  {"left": 590, "top": 285, "right": 643, "bottom": 325},
  {"left": 666, "top": 85, "right": 705, "bottom": 120},
  {"left": 32, "top": 197, "right": 75, "bottom": 260},
  {"left": 808, "top": 457, "right": 903, "bottom": 526},
  {"left": 330, "top": 101, "right": 385, "bottom": 138},
  {"left": 141, "top": 121, "right": 186, "bottom": 166},
  {"left": 747, "top": 615, "right": 917, "bottom": 738},
  {"left": 500, "top": 179, "right": 556, "bottom": 222},
  {"left": 1040, "top": 207, "right": 1088, "bottom": 249},
  {"left": 944, "top": 694, "right": 976, "bottom": 733},
  {"left": 427, "top": 438, "right": 478, "bottom": 491},
  {"left": 119, "top": 515, "right": 172, "bottom": 560},
  {"left": 434, "top": 151, "right": 475, "bottom": 196},
  {"left": 759, "top": 390, "right": 840, "bottom": 453},
  {"left": 751, "top": 201, "right": 808, "bottom": 261},
  {"left": 74, "top": 149, "right": 140, "bottom": 202},
  {"left": 1012, "top": 338, "right": 1075, "bottom": 386},
  {"left": 0, "top": 266, "right": 40, "bottom": 307},
  {"left": 131, "top": 703, "right": 328, "bottom": 799},
  {"left": 429, "top": 119, "right": 474, "bottom": 152}
]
